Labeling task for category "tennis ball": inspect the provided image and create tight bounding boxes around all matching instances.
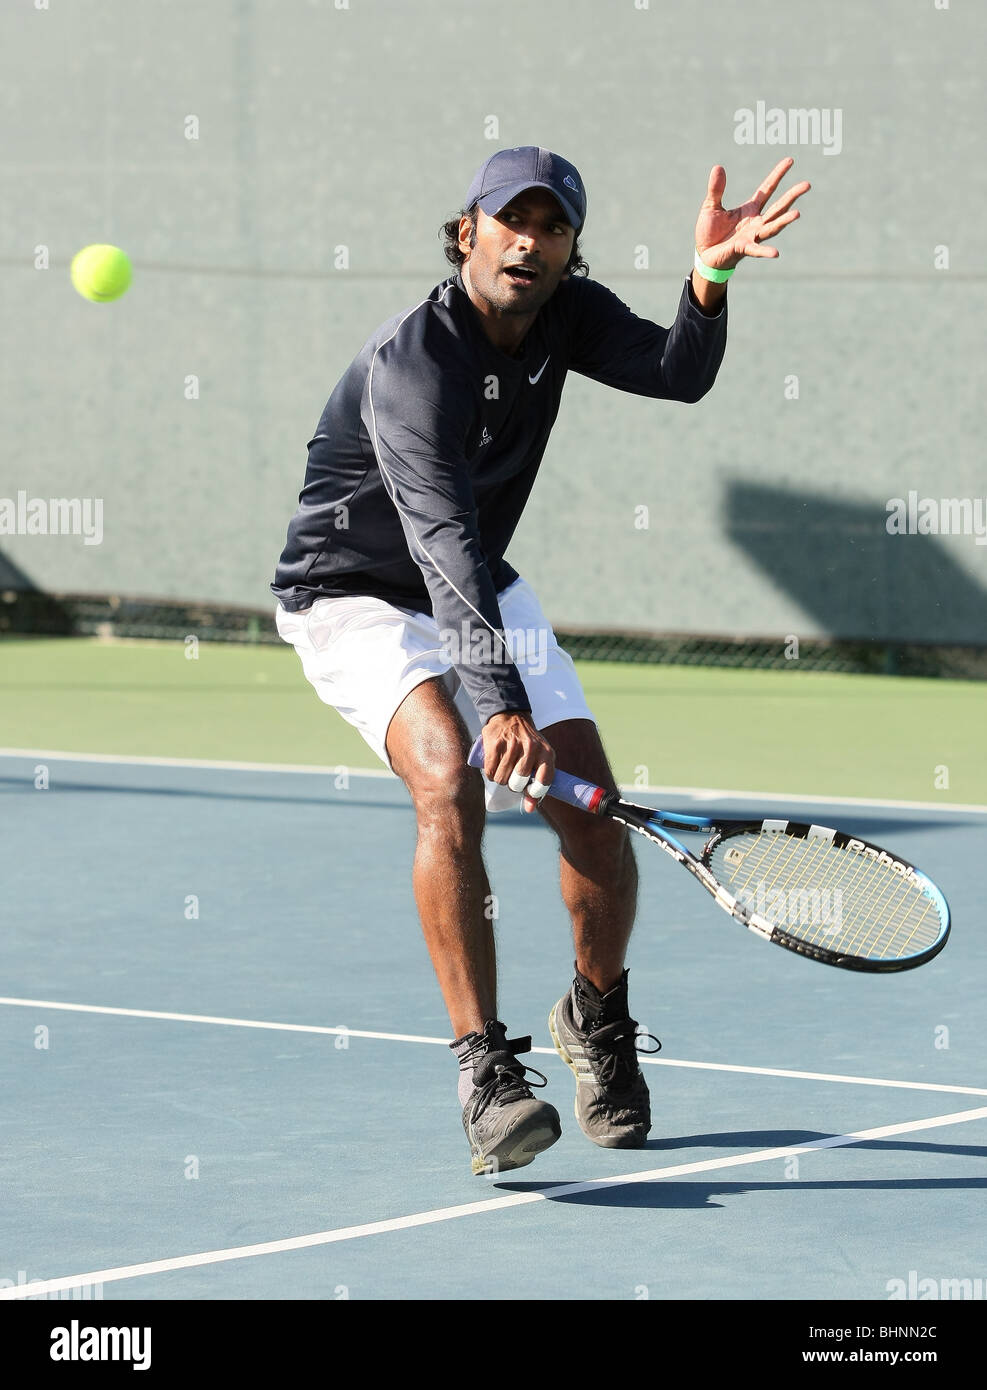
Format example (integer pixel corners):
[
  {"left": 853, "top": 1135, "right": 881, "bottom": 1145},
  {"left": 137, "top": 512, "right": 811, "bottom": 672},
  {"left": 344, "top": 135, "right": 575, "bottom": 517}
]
[{"left": 70, "top": 244, "right": 132, "bottom": 302}]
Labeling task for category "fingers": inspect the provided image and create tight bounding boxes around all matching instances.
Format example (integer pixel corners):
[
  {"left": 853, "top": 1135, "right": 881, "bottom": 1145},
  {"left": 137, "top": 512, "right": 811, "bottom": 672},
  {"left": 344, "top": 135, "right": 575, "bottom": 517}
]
[
  {"left": 522, "top": 769, "right": 552, "bottom": 814},
  {"left": 480, "top": 713, "right": 556, "bottom": 810},
  {"left": 754, "top": 207, "right": 801, "bottom": 241},
  {"left": 751, "top": 156, "right": 795, "bottom": 208},
  {"left": 727, "top": 160, "right": 808, "bottom": 261},
  {"left": 508, "top": 762, "right": 551, "bottom": 797},
  {"left": 511, "top": 750, "right": 553, "bottom": 811},
  {"left": 737, "top": 223, "right": 780, "bottom": 257},
  {"left": 762, "top": 180, "right": 811, "bottom": 222},
  {"left": 705, "top": 164, "right": 726, "bottom": 208},
  {"left": 736, "top": 196, "right": 805, "bottom": 259}
]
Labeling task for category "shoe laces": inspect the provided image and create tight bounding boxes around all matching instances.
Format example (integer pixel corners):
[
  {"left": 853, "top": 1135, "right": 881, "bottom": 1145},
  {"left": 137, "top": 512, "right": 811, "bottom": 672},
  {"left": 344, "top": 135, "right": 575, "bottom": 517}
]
[
  {"left": 469, "top": 1036, "right": 549, "bottom": 1119},
  {"left": 584, "top": 1017, "right": 661, "bottom": 1091}
]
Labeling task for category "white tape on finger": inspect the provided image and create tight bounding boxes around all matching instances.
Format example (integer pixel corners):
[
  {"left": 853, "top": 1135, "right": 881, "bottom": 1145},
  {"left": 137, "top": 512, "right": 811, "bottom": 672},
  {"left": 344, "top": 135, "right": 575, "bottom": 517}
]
[
  {"left": 508, "top": 768, "right": 529, "bottom": 793},
  {"left": 526, "top": 778, "right": 551, "bottom": 802}
]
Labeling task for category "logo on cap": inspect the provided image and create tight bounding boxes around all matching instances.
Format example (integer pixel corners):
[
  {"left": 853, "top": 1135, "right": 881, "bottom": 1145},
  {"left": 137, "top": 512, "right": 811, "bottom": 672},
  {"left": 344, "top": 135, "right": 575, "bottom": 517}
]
[{"left": 465, "top": 147, "right": 586, "bottom": 233}]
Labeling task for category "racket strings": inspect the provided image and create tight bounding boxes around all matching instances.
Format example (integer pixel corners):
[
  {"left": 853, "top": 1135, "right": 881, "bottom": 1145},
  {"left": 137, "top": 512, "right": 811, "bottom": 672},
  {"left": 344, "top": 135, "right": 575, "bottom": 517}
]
[
  {"left": 852, "top": 859, "right": 931, "bottom": 958},
  {"left": 710, "top": 830, "right": 941, "bottom": 960}
]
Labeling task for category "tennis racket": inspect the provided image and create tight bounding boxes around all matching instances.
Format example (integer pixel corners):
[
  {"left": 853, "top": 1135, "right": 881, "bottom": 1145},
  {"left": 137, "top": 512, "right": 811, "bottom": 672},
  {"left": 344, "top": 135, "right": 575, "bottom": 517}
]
[{"left": 467, "top": 738, "right": 950, "bottom": 972}]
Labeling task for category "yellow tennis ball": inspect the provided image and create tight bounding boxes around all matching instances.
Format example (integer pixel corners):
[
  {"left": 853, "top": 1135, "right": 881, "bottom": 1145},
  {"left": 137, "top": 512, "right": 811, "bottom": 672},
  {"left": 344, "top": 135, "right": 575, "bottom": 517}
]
[{"left": 70, "top": 244, "right": 132, "bottom": 302}]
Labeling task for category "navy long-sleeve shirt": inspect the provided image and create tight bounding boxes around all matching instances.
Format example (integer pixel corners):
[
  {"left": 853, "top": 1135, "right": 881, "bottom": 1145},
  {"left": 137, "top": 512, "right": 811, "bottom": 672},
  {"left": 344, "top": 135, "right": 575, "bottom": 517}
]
[{"left": 272, "top": 268, "right": 727, "bottom": 724}]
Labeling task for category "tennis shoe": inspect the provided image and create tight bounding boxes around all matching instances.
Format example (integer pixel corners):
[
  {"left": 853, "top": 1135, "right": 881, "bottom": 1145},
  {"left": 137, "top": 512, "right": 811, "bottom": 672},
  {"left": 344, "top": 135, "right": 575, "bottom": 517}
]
[
  {"left": 548, "top": 968, "right": 660, "bottom": 1148},
  {"left": 456, "top": 1021, "right": 562, "bottom": 1176}
]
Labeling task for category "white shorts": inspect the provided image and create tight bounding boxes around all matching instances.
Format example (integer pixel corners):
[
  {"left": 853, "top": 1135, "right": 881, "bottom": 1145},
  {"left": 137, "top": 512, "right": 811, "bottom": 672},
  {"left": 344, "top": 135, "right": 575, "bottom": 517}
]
[{"left": 274, "top": 576, "right": 595, "bottom": 812}]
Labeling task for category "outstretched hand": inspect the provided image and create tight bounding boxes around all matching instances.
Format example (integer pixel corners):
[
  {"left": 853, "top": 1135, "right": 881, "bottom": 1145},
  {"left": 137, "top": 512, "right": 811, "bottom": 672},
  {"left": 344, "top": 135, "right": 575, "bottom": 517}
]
[{"left": 695, "top": 157, "right": 810, "bottom": 271}]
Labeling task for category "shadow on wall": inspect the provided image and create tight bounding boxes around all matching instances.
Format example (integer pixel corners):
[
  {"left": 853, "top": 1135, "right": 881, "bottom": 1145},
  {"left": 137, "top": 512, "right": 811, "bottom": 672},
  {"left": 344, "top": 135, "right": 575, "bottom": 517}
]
[
  {"left": 0, "top": 548, "right": 35, "bottom": 591},
  {"left": 0, "top": 548, "right": 74, "bottom": 634},
  {"left": 722, "top": 482, "right": 987, "bottom": 646}
]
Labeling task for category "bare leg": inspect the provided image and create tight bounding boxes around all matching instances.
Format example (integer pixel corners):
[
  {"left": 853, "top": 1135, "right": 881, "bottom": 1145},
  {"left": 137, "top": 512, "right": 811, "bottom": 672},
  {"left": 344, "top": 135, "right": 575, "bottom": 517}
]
[
  {"left": 386, "top": 678, "right": 495, "bottom": 1038},
  {"left": 535, "top": 719, "right": 638, "bottom": 993}
]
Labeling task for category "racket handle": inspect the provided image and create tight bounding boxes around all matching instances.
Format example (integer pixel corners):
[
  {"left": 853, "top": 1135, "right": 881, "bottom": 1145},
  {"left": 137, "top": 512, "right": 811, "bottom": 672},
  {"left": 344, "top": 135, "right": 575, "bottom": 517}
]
[{"left": 466, "top": 735, "right": 609, "bottom": 814}]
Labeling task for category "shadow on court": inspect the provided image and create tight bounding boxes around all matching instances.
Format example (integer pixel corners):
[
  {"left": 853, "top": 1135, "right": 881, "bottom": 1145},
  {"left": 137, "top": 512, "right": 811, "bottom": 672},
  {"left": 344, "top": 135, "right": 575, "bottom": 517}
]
[
  {"left": 494, "top": 1128, "right": 987, "bottom": 1208},
  {"left": 494, "top": 1174, "right": 987, "bottom": 1210},
  {"left": 645, "top": 1129, "right": 987, "bottom": 1158}
]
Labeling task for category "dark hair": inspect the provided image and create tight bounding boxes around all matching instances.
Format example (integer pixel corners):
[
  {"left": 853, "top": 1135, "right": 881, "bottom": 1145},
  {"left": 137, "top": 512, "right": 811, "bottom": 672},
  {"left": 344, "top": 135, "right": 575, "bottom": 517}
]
[{"left": 440, "top": 203, "right": 589, "bottom": 277}]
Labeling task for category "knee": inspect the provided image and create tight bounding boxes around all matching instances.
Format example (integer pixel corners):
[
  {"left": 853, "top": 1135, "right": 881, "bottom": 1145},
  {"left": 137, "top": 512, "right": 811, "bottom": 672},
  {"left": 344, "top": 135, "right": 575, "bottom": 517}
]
[
  {"left": 548, "top": 803, "right": 635, "bottom": 866},
  {"left": 579, "top": 822, "right": 637, "bottom": 888},
  {"left": 403, "top": 754, "right": 485, "bottom": 834}
]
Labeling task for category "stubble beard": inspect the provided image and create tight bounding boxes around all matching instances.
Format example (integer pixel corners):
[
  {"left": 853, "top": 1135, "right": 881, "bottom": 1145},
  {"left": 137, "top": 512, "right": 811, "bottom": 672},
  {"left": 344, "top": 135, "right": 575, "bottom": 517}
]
[{"left": 465, "top": 257, "right": 558, "bottom": 317}]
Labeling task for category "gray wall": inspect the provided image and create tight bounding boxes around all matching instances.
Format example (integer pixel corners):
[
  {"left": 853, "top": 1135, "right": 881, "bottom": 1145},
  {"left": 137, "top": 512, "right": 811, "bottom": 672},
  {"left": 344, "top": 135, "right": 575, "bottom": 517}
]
[{"left": 2, "top": 0, "right": 984, "bottom": 642}]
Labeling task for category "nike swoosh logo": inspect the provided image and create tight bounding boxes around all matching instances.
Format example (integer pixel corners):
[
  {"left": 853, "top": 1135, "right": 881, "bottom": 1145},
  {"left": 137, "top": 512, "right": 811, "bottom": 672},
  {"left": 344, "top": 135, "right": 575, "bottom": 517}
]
[{"left": 528, "top": 356, "right": 550, "bottom": 385}]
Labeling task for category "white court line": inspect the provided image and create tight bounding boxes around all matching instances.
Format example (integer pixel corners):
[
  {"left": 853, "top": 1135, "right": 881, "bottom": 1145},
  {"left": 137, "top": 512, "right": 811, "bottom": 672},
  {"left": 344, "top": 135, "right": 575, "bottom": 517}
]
[
  {"left": 0, "top": 747, "right": 984, "bottom": 814},
  {"left": 0, "top": 747, "right": 394, "bottom": 780},
  {"left": 1, "top": 996, "right": 985, "bottom": 1098},
  {"left": 639, "top": 1056, "right": 987, "bottom": 1098},
  {"left": 2, "top": 1104, "right": 985, "bottom": 1301},
  {"left": 0, "top": 997, "right": 450, "bottom": 1048}
]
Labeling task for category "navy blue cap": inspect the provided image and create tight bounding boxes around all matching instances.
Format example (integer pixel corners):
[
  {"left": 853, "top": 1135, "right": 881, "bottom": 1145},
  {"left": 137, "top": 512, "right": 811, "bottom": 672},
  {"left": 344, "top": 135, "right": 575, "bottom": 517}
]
[{"left": 465, "top": 146, "right": 586, "bottom": 233}]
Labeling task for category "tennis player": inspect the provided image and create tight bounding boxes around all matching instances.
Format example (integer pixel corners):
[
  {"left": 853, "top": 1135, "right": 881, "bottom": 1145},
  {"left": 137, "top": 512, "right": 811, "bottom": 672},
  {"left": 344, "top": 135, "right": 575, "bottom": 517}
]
[{"left": 273, "top": 146, "right": 809, "bottom": 1175}]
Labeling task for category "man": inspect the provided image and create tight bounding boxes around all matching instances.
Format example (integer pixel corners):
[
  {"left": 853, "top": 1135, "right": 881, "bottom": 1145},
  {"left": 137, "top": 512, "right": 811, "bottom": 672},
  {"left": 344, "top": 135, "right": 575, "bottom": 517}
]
[{"left": 272, "top": 146, "right": 809, "bottom": 1175}]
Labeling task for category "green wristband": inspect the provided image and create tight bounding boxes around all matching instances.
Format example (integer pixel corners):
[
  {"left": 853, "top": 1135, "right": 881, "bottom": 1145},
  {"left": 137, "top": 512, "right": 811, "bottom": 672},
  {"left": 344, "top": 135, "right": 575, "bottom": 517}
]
[{"left": 693, "top": 249, "right": 735, "bottom": 283}]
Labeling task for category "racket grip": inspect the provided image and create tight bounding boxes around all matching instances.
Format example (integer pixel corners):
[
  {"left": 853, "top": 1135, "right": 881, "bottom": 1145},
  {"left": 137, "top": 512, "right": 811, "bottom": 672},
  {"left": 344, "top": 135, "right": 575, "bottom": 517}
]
[{"left": 466, "top": 735, "right": 609, "bottom": 814}]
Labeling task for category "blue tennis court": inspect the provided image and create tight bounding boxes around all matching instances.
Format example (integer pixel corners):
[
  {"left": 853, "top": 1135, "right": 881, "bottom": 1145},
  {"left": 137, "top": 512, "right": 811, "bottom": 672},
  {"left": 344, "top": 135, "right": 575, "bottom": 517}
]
[{"left": 2, "top": 751, "right": 983, "bottom": 1303}]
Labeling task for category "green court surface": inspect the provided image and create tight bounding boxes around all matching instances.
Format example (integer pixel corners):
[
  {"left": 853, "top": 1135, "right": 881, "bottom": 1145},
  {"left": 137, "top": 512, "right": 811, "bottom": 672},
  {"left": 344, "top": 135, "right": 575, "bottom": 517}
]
[{"left": 1, "top": 637, "right": 983, "bottom": 805}]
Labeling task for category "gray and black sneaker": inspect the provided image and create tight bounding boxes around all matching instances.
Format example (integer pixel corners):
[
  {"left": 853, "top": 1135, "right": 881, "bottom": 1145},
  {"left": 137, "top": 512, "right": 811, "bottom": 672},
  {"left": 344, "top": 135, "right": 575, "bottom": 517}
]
[
  {"left": 452, "top": 1020, "right": 562, "bottom": 1176},
  {"left": 548, "top": 967, "right": 660, "bottom": 1148}
]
